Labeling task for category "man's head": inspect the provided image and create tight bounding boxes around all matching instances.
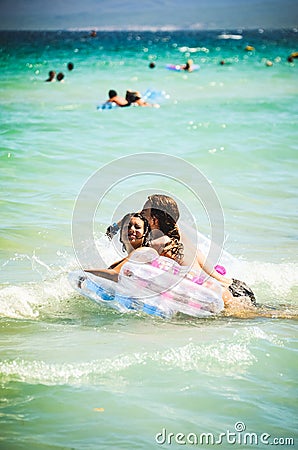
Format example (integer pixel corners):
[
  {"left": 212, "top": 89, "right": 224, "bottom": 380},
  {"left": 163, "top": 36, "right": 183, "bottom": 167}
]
[
  {"left": 141, "top": 194, "right": 182, "bottom": 261},
  {"left": 108, "top": 90, "right": 117, "bottom": 99},
  {"left": 56, "top": 72, "right": 64, "bottom": 81},
  {"left": 141, "top": 194, "right": 180, "bottom": 235},
  {"left": 142, "top": 194, "right": 179, "bottom": 222}
]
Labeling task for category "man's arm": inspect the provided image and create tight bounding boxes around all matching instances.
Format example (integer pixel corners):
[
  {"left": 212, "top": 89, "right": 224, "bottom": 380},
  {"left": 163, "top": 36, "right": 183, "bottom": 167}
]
[{"left": 195, "top": 249, "right": 232, "bottom": 286}]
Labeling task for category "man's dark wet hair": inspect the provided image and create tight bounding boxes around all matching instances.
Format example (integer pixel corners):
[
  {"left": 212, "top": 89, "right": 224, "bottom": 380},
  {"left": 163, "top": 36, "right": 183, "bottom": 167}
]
[
  {"left": 108, "top": 90, "right": 117, "bottom": 98},
  {"left": 143, "top": 194, "right": 183, "bottom": 263},
  {"left": 143, "top": 194, "right": 180, "bottom": 241},
  {"left": 145, "top": 194, "right": 180, "bottom": 222}
]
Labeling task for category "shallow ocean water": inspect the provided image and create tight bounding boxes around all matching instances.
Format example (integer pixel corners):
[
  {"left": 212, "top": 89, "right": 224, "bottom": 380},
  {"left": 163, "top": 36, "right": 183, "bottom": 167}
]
[{"left": 0, "top": 29, "right": 297, "bottom": 449}]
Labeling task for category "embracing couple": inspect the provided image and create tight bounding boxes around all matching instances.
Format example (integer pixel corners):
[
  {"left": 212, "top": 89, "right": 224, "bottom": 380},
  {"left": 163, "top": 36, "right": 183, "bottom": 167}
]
[{"left": 86, "top": 194, "right": 256, "bottom": 308}]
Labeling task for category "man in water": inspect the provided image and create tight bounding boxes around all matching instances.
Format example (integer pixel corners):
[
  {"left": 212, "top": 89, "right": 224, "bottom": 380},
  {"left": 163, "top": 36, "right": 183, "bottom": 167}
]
[
  {"left": 182, "top": 59, "right": 194, "bottom": 72},
  {"left": 106, "top": 194, "right": 256, "bottom": 306},
  {"left": 106, "top": 90, "right": 130, "bottom": 107},
  {"left": 45, "top": 70, "right": 56, "bottom": 82}
]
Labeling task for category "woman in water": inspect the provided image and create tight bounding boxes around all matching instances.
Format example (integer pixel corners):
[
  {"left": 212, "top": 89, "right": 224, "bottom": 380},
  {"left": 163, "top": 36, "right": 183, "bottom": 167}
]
[
  {"left": 125, "top": 90, "right": 160, "bottom": 108},
  {"left": 85, "top": 213, "right": 150, "bottom": 281}
]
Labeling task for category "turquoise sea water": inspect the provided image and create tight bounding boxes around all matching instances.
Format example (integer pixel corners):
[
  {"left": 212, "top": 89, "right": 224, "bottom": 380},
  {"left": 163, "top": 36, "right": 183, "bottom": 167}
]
[{"left": 0, "top": 30, "right": 297, "bottom": 449}]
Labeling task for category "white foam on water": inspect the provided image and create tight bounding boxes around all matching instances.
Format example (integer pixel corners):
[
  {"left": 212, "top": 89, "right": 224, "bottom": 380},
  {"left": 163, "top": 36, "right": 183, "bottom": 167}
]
[{"left": 0, "top": 340, "right": 256, "bottom": 386}]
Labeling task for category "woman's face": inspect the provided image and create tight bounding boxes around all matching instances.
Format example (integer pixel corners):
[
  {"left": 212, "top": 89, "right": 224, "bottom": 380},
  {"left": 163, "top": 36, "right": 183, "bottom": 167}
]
[{"left": 121, "top": 216, "right": 145, "bottom": 251}]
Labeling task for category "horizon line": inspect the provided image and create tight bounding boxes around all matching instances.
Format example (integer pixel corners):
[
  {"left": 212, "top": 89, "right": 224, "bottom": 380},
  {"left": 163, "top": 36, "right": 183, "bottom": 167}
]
[{"left": 0, "top": 26, "right": 297, "bottom": 32}]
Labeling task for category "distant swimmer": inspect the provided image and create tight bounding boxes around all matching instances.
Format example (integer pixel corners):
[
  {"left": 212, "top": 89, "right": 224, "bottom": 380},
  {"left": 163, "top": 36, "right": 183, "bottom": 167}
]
[
  {"left": 166, "top": 60, "right": 199, "bottom": 72},
  {"left": 90, "top": 30, "right": 97, "bottom": 37},
  {"left": 56, "top": 72, "right": 65, "bottom": 82},
  {"left": 125, "top": 90, "right": 160, "bottom": 108},
  {"left": 182, "top": 59, "right": 194, "bottom": 72},
  {"left": 67, "top": 62, "right": 74, "bottom": 71},
  {"left": 45, "top": 70, "right": 56, "bottom": 82},
  {"left": 125, "top": 90, "right": 147, "bottom": 106},
  {"left": 245, "top": 45, "right": 255, "bottom": 51},
  {"left": 287, "top": 51, "right": 298, "bottom": 62},
  {"left": 149, "top": 62, "right": 156, "bottom": 69},
  {"left": 106, "top": 89, "right": 130, "bottom": 107},
  {"left": 219, "top": 59, "right": 232, "bottom": 65}
]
